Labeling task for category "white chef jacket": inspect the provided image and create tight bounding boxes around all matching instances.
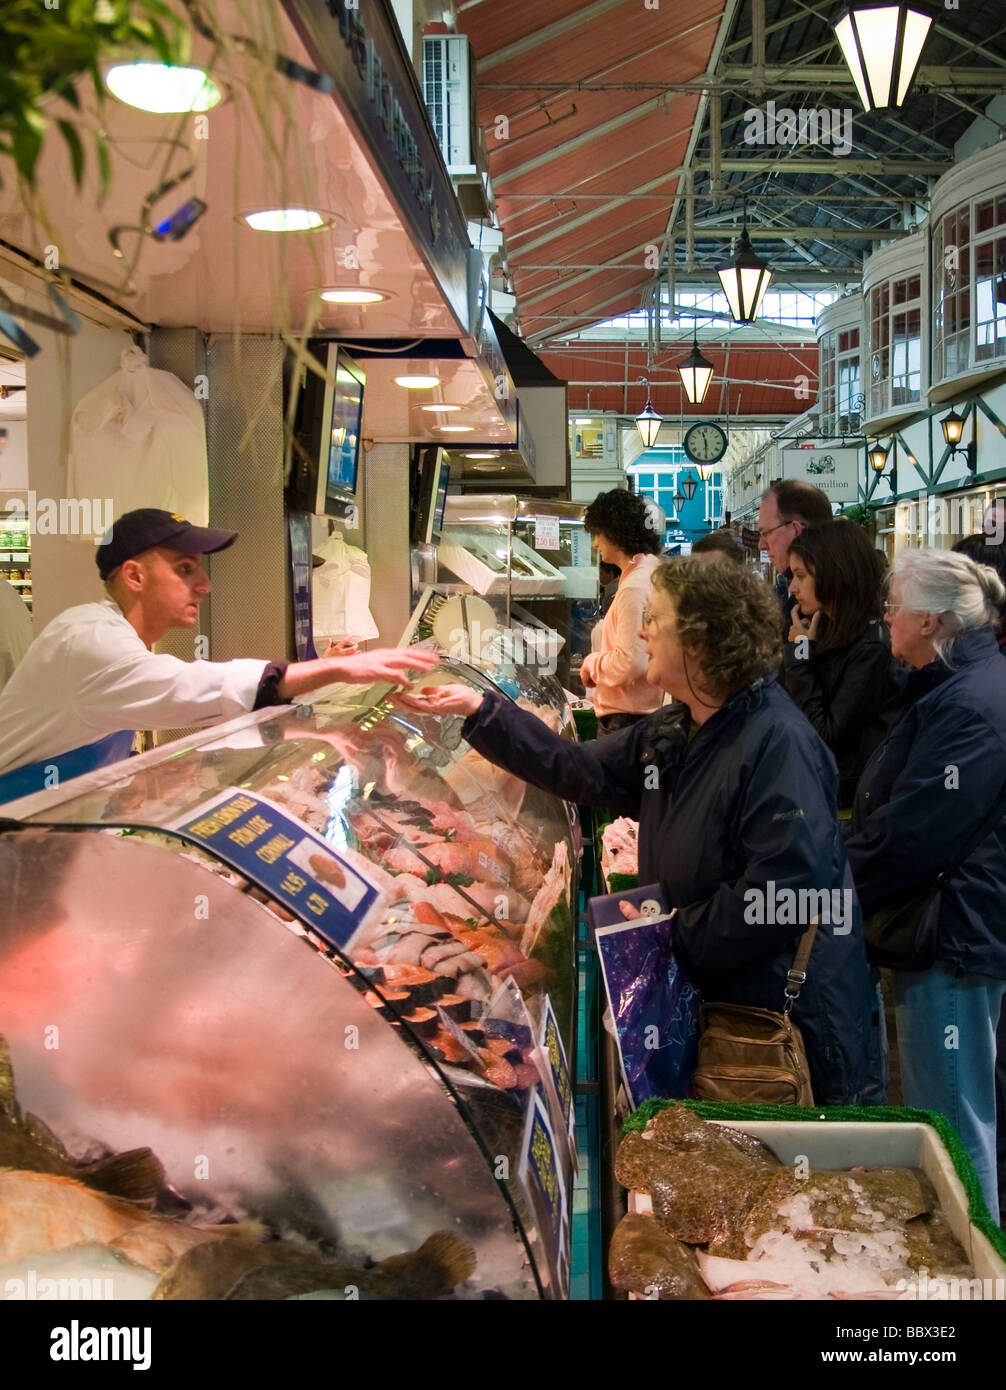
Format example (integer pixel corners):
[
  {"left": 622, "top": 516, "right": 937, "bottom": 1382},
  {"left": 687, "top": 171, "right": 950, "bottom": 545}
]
[
  {"left": 0, "top": 597, "right": 270, "bottom": 798},
  {"left": 0, "top": 577, "right": 32, "bottom": 692}
]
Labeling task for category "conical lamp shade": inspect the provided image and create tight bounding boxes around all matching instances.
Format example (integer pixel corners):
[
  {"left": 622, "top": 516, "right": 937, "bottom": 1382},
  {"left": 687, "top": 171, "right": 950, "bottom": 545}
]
[
  {"left": 717, "top": 229, "right": 773, "bottom": 324},
  {"left": 635, "top": 399, "right": 662, "bottom": 448},
  {"left": 677, "top": 340, "right": 715, "bottom": 404},
  {"left": 833, "top": 4, "right": 932, "bottom": 112}
]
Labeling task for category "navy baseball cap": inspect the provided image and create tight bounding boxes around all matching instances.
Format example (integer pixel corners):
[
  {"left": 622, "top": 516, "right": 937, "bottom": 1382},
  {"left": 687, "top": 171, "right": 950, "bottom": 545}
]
[{"left": 96, "top": 509, "right": 238, "bottom": 580}]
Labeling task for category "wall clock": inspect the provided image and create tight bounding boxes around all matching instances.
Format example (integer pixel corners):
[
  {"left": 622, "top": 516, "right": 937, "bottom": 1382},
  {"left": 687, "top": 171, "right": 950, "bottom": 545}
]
[{"left": 683, "top": 421, "right": 728, "bottom": 465}]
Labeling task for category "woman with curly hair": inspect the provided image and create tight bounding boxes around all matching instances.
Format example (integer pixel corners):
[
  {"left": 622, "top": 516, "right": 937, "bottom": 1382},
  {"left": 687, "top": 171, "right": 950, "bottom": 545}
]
[
  {"left": 395, "top": 557, "right": 875, "bottom": 1104},
  {"left": 580, "top": 489, "right": 664, "bottom": 733}
]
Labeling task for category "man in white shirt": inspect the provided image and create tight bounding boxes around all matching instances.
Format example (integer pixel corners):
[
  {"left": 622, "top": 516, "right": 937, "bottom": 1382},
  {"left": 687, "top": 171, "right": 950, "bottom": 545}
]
[
  {"left": 0, "top": 508, "right": 436, "bottom": 804},
  {"left": 0, "top": 575, "right": 31, "bottom": 692}
]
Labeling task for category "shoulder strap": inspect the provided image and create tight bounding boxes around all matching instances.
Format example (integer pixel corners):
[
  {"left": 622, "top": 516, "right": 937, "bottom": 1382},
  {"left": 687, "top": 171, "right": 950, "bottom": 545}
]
[
  {"left": 937, "top": 779, "right": 1006, "bottom": 885},
  {"left": 783, "top": 921, "right": 818, "bottom": 1015}
]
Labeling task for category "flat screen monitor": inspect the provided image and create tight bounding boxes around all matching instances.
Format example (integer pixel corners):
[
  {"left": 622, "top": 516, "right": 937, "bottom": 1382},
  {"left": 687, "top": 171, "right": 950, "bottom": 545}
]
[
  {"left": 409, "top": 445, "right": 446, "bottom": 547},
  {"left": 433, "top": 462, "right": 450, "bottom": 537},
  {"left": 315, "top": 346, "right": 365, "bottom": 517}
]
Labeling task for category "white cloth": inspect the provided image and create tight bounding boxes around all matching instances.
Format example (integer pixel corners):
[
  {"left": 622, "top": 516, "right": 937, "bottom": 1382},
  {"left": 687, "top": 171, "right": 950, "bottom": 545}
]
[
  {"left": 66, "top": 347, "right": 209, "bottom": 541},
  {"left": 311, "top": 532, "right": 379, "bottom": 643},
  {"left": 0, "top": 577, "right": 32, "bottom": 692},
  {"left": 0, "top": 597, "right": 269, "bottom": 776}
]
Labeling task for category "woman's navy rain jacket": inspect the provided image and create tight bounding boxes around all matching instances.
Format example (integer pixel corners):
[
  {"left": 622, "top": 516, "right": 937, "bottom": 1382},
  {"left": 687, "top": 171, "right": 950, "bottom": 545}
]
[{"left": 462, "top": 676, "right": 873, "bottom": 1103}]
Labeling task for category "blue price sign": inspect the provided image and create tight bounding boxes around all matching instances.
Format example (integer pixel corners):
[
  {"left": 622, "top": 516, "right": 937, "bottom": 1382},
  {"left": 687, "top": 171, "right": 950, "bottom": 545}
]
[
  {"left": 539, "top": 995, "right": 576, "bottom": 1164},
  {"left": 169, "top": 788, "right": 383, "bottom": 950},
  {"left": 518, "top": 1091, "right": 569, "bottom": 1298}
]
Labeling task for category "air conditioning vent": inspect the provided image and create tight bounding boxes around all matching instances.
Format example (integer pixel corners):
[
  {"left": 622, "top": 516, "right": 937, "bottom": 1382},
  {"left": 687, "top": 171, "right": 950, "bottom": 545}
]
[{"left": 422, "top": 35, "right": 475, "bottom": 172}]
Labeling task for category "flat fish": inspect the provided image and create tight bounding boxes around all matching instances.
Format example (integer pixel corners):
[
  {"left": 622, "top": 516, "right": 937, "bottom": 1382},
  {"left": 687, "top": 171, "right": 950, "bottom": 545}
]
[
  {"left": 0, "top": 1170, "right": 262, "bottom": 1274},
  {"left": 0, "top": 1033, "right": 164, "bottom": 1201},
  {"left": 155, "top": 1229, "right": 477, "bottom": 1301},
  {"left": 608, "top": 1213, "right": 711, "bottom": 1300},
  {"left": 614, "top": 1106, "right": 776, "bottom": 1246}
]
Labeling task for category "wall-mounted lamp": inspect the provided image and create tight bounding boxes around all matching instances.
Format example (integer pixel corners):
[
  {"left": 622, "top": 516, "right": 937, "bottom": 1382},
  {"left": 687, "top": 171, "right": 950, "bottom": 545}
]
[
  {"left": 870, "top": 441, "right": 889, "bottom": 473},
  {"left": 940, "top": 407, "right": 976, "bottom": 473}
]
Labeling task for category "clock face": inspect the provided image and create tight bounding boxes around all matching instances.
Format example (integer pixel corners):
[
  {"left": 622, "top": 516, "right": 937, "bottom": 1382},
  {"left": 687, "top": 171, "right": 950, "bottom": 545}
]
[{"left": 683, "top": 422, "right": 728, "bottom": 464}]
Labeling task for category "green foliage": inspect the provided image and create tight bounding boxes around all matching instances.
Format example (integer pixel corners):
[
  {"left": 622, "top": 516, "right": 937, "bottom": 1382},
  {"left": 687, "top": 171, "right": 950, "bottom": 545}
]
[
  {"left": 839, "top": 503, "right": 875, "bottom": 529},
  {"left": 0, "top": 0, "right": 186, "bottom": 192}
]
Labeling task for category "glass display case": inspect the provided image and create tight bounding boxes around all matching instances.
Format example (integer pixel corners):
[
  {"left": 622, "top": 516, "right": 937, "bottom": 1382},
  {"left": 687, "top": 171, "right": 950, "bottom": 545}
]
[
  {"left": 0, "top": 661, "right": 579, "bottom": 1300},
  {"left": 433, "top": 496, "right": 596, "bottom": 694}
]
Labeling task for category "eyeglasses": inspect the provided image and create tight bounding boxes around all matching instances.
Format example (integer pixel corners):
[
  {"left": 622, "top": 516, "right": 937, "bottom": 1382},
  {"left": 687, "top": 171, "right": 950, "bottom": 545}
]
[
  {"left": 883, "top": 600, "right": 902, "bottom": 614},
  {"left": 757, "top": 521, "right": 794, "bottom": 541}
]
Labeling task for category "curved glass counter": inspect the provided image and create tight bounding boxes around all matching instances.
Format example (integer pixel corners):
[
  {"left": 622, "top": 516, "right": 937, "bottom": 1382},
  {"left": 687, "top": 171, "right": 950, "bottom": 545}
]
[{"left": 0, "top": 661, "right": 579, "bottom": 1299}]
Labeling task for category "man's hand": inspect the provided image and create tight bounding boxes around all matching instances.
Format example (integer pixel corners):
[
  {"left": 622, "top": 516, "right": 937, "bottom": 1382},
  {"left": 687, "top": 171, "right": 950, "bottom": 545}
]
[
  {"left": 322, "top": 638, "right": 359, "bottom": 658},
  {"left": 391, "top": 683, "right": 484, "bottom": 718},
  {"left": 277, "top": 647, "right": 439, "bottom": 700}
]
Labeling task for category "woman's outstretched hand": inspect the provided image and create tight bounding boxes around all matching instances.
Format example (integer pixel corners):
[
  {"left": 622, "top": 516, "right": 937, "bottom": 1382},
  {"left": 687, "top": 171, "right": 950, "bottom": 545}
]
[{"left": 391, "top": 683, "right": 484, "bottom": 718}]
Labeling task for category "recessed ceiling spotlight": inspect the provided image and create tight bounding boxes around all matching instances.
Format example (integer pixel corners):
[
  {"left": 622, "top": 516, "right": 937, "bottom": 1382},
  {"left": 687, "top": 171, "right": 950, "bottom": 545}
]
[
  {"left": 104, "top": 63, "right": 222, "bottom": 113},
  {"left": 395, "top": 374, "right": 440, "bottom": 389},
  {"left": 319, "top": 287, "right": 389, "bottom": 304},
  {"left": 243, "top": 209, "right": 329, "bottom": 232}
]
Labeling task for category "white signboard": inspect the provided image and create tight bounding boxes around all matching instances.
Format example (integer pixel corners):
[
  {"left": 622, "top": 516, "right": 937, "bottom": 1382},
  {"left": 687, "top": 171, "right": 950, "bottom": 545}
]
[
  {"left": 781, "top": 446, "right": 861, "bottom": 503},
  {"left": 534, "top": 515, "right": 561, "bottom": 550}
]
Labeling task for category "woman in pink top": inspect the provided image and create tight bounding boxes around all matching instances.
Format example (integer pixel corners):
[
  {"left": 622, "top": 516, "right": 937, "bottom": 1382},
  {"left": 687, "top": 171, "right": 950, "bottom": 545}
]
[{"left": 580, "top": 489, "right": 665, "bottom": 734}]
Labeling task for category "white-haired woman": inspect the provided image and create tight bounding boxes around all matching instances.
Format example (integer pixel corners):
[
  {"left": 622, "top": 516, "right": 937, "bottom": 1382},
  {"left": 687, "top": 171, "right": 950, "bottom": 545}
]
[{"left": 846, "top": 549, "right": 1006, "bottom": 1219}]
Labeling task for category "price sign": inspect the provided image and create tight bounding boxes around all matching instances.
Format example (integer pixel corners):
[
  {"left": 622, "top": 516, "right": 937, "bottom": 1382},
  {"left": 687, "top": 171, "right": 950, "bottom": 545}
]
[
  {"left": 169, "top": 788, "right": 384, "bottom": 950},
  {"left": 534, "top": 516, "right": 561, "bottom": 551},
  {"left": 518, "top": 1091, "right": 569, "bottom": 1298}
]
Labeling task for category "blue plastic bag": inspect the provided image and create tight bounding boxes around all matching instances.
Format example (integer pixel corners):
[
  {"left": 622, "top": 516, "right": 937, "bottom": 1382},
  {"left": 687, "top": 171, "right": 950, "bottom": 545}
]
[{"left": 589, "top": 885, "right": 701, "bottom": 1108}]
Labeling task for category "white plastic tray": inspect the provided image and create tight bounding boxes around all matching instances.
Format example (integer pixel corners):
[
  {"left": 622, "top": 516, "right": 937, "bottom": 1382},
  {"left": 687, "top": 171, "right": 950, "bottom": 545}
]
[{"left": 626, "top": 1118, "right": 1006, "bottom": 1296}]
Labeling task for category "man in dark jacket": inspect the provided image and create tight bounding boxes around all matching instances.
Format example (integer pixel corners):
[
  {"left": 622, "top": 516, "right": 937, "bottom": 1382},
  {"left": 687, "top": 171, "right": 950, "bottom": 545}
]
[{"left": 757, "top": 480, "right": 833, "bottom": 638}]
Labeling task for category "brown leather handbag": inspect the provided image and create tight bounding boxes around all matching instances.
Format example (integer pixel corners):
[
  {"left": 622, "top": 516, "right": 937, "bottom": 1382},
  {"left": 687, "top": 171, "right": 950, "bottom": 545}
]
[{"left": 691, "top": 924, "right": 817, "bottom": 1105}]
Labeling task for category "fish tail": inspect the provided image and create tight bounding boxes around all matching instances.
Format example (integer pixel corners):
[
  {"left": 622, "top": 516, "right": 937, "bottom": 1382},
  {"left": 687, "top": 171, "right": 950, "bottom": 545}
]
[
  {"left": 201, "top": 1219, "right": 269, "bottom": 1243},
  {"left": 82, "top": 1147, "right": 166, "bottom": 1202},
  {"left": 376, "top": 1230, "right": 476, "bottom": 1298}
]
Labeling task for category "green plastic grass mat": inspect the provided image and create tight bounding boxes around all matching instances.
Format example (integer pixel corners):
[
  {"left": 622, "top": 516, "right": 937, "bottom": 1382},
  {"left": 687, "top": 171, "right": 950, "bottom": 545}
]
[
  {"left": 622, "top": 1097, "right": 1006, "bottom": 1261},
  {"left": 572, "top": 708, "right": 598, "bottom": 742}
]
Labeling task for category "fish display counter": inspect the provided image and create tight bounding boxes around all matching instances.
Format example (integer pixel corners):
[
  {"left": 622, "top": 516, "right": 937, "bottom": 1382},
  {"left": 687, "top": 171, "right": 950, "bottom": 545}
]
[{"left": 0, "top": 659, "right": 580, "bottom": 1300}]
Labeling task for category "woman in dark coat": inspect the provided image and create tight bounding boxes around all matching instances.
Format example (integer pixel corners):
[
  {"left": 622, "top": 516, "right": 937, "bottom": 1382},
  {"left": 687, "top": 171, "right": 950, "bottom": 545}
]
[
  {"left": 397, "top": 558, "right": 875, "bottom": 1105},
  {"left": 845, "top": 548, "right": 1006, "bottom": 1220},
  {"left": 784, "top": 521, "right": 895, "bottom": 810}
]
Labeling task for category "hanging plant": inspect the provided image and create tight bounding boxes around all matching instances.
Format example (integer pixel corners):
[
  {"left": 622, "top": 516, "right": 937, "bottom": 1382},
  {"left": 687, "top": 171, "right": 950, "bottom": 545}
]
[{"left": 0, "top": 0, "right": 187, "bottom": 195}]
